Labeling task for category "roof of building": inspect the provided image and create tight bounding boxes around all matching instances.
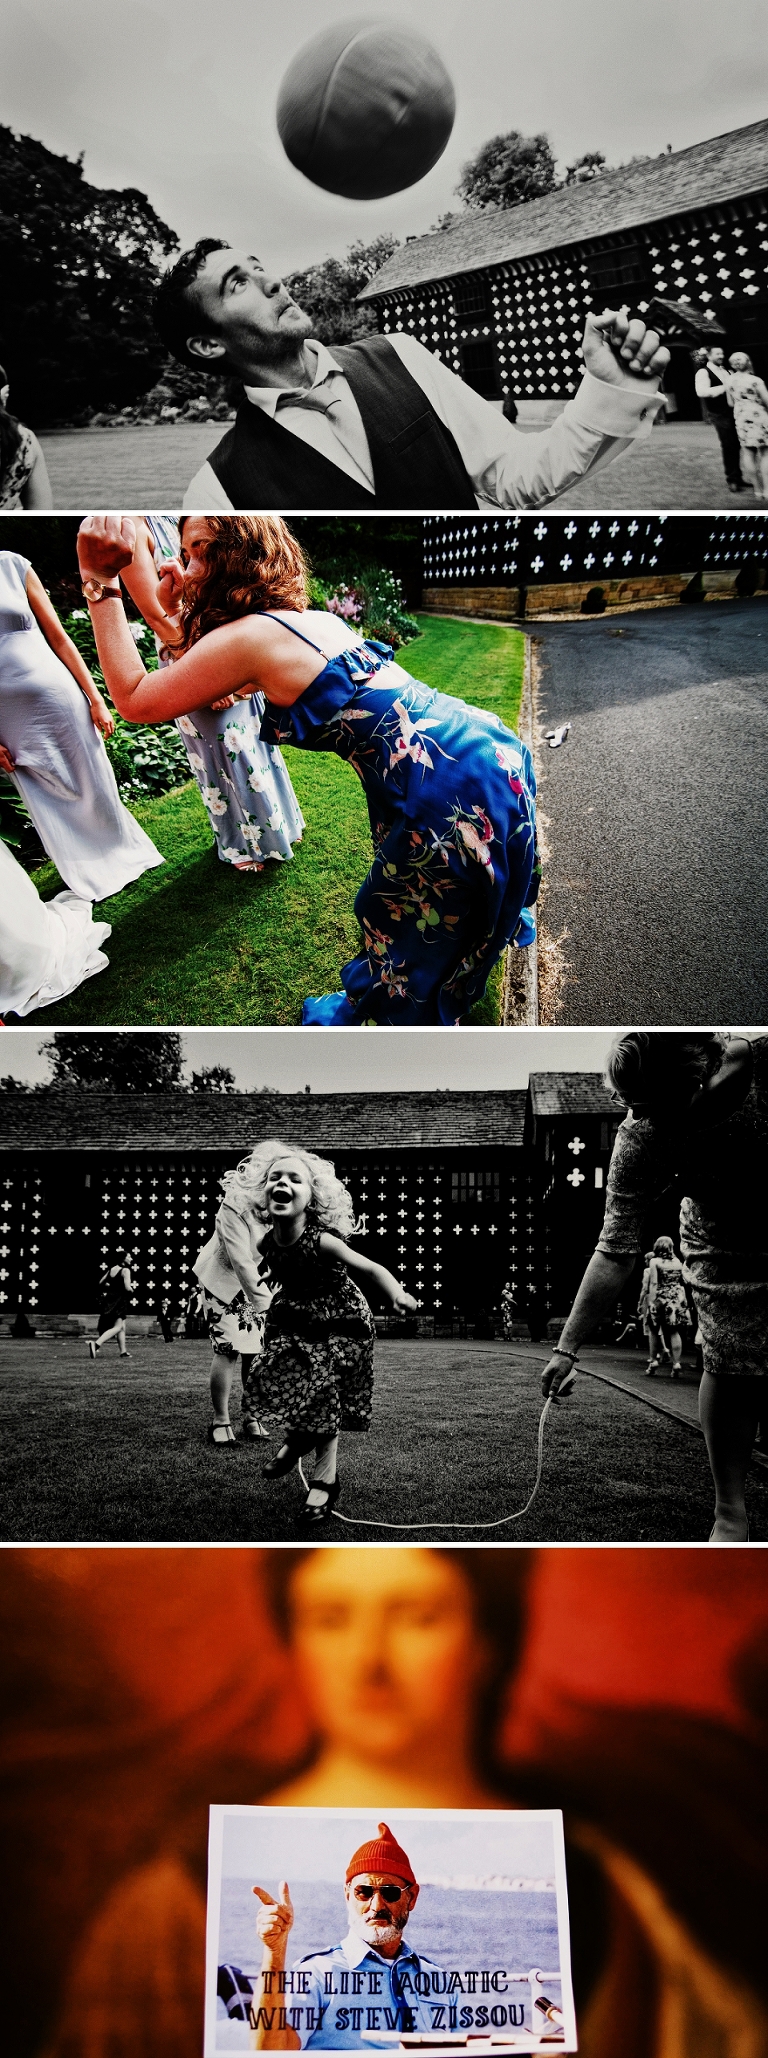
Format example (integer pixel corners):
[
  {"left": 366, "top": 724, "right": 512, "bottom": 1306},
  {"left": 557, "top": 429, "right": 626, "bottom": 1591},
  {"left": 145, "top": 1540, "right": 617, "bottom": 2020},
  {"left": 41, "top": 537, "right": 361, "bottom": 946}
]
[
  {"left": 0, "top": 1090, "right": 529, "bottom": 1153},
  {"left": 359, "top": 119, "right": 768, "bottom": 298},
  {"left": 528, "top": 1074, "right": 617, "bottom": 1118}
]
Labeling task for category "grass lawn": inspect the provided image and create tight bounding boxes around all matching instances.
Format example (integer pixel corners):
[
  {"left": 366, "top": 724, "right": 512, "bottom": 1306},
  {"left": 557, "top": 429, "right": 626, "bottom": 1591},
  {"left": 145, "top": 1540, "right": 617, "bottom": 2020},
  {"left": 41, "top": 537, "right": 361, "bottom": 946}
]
[
  {"left": 3, "top": 1337, "right": 761, "bottom": 1543},
  {"left": 22, "top": 616, "right": 525, "bottom": 1027}
]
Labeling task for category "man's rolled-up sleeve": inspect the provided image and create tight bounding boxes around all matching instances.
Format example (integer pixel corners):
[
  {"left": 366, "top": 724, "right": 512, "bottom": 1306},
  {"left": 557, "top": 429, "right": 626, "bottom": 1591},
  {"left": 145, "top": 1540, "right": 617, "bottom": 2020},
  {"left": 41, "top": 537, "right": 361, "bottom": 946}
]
[{"left": 386, "top": 335, "right": 663, "bottom": 510}]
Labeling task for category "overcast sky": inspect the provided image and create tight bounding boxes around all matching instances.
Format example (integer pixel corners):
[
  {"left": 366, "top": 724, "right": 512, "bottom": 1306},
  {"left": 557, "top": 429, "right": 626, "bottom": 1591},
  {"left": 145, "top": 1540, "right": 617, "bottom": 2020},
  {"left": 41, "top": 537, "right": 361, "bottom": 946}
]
[
  {"left": 5, "top": 0, "right": 768, "bottom": 272},
  {"left": 1, "top": 1028, "right": 616, "bottom": 1091},
  {"left": 220, "top": 1806, "right": 556, "bottom": 1881}
]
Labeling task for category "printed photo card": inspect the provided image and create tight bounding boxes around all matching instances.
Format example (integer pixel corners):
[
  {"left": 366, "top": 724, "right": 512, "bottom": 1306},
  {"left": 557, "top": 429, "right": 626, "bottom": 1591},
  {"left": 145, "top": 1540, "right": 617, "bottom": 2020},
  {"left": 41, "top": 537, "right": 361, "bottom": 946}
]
[{"left": 206, "top": 1806, "right": 576, "bottom": 2056}]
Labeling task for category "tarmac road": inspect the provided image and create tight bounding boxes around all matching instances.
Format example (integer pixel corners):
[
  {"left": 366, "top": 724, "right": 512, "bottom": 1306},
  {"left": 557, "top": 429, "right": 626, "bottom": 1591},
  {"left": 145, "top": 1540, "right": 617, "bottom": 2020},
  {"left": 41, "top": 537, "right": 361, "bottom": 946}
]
[{"left": 534, "top": 597, "right": 768, "bottom": 1023}]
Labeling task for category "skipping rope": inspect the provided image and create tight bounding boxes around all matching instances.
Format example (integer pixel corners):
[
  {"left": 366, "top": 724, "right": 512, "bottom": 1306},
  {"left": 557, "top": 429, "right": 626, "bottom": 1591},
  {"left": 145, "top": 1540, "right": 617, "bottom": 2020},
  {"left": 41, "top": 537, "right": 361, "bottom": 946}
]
[{"left": 297, "top": 1383, "right": 575, "bottom": 1532}]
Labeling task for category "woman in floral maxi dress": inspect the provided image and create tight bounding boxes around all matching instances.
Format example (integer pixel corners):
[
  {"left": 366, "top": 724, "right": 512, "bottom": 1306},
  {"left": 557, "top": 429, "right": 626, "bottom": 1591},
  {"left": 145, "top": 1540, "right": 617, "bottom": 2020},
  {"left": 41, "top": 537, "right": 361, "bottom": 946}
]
[
  {"left": 224, "top": 1140, "right": 416, "bottom": 1521},
  {"left": 76, "top": 514, "right": 539, "bottom": 1026},
  {"left": 646, "top": 1234, "right": 690, "bottom": 1378},
  {"left": 121, "top": 517, "right": 304, "bottom": 871},
  {"left": 727, "top": 353, "right": 768, "bottom": 500}
]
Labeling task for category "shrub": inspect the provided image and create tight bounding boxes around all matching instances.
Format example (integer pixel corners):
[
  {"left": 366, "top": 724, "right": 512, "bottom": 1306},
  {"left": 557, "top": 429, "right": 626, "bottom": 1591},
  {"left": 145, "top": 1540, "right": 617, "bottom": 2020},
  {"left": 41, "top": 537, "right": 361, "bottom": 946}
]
[
  {"left": 316, "top": 566, "right": 419, "bottom": 650},
  {"left": 63, "top": 610, "right": 190, "bottom": 800}
]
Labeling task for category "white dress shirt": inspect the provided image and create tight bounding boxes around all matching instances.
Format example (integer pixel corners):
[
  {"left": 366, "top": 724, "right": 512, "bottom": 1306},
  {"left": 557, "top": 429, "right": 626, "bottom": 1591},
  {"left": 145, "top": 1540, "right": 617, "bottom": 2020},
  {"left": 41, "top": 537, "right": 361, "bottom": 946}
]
[
  {"left": 183, "top": 333, "right": 662, "bottom": 511},
  {"left": 694, "top": 365, "right": 732, "bottom": 404}
]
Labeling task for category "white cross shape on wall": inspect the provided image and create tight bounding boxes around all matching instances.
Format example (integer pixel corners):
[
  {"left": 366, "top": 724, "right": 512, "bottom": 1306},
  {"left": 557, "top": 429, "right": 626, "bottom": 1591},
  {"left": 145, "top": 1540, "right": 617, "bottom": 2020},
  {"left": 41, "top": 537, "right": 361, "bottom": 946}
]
[{"left": 567, "top": 1170, "right": 585, "bottom": 1187}]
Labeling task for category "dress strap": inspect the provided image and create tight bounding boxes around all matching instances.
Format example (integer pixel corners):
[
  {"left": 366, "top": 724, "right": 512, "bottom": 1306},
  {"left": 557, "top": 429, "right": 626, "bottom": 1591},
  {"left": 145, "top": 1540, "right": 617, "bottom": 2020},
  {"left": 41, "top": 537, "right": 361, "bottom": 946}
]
[
  {"left": 261, "top": 612, "right": 393, "bottom": 683},
  {"left": 260, "top": 611, "right": 331, "bottom": 656}
]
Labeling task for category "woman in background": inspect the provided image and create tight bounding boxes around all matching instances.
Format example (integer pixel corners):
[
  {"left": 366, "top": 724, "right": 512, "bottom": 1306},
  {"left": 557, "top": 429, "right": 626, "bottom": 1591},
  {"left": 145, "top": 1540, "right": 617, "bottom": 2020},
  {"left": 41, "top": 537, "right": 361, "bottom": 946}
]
[
  {"left": 0, "top": 366, "right": 52, "bottom": 508},
  {"left": 0, "top": 549, "right": 163, "bottom": 899},
  {"left": 728, "top": 352, "right": 768, "bottom": 500},
  {"left": 119, "top": 516, "right": 304, "bottom": 872},
  {"left": 88, "top": 1251, "right": 135, "bottom": 1360},
  {"left": 647, "top": 1234, "right": 688, "bottom": 1378}
]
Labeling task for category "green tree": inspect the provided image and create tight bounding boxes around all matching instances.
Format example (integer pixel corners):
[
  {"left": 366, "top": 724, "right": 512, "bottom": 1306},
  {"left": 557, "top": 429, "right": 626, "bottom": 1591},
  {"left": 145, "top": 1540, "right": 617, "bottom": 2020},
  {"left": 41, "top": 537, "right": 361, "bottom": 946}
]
[
  {"left": 564, "top": 151, "right": 610, "bottom": 184},
  {"left": 47, "top": 1034, "right": 185, "bottom": 1092},
  {"left": 0, "top": 127, "right": 179, "bottom": 426},
  {"left": 285, "top": 234, "right": 400, "bottom": 346},
  {"left": 188, "top": 1065, "right": 238, "bottom": 1093},
  {"left": 455, "top": 131, "right": 558, "bottom": 212}
]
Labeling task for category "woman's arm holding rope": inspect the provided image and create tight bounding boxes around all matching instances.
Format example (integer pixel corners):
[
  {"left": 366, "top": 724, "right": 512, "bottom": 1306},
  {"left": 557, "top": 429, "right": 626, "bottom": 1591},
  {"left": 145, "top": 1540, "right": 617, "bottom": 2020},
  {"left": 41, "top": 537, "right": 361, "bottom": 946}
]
[{"left": 541, "top": 1248, "right": 637, "bottom": 1396}]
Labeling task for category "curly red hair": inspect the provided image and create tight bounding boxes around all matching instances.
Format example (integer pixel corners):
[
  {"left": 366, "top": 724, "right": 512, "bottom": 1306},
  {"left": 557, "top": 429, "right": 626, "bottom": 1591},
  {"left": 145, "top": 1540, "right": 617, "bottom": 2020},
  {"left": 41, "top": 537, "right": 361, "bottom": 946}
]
[{"left": 176, "top": 515, "right": 309, "bottom": 648}]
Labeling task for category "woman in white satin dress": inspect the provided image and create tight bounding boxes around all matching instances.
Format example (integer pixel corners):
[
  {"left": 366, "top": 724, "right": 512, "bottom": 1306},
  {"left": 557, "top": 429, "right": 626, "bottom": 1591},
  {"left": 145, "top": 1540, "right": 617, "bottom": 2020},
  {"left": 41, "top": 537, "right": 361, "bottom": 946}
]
[
  {"left": 0, "top": 551, "right": 163, "bottom": 900},
  {"left": 0, "top": 839, "right": 110, "bottom": 1018}
]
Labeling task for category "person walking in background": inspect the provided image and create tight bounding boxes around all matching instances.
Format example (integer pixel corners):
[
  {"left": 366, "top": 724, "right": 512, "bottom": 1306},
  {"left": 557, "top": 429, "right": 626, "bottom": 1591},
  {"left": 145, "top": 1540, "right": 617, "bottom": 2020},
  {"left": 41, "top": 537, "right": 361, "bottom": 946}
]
[
  {"left": 89, "top": 1252, "right": 135, "bottom": 1360},
  {"left": 692, "top": 348, "right": 743, "bottom": 494},
  {"left": 0, "top": 366, "right": 52, "bottom": 508},
  {"left": 155, "top": 1298, "right": 176, "bottom": 1345},
  {"left": 0, "top": 550, "right": 163, "bottom": 900},
  {"left": 500, "top": 1281, "right": 517, "bottom": 1340},
  {"left": 727, "top": 352, "right": 768, "bottom": 500},
  {"left": 120, "top": 517, "right": 305, "bottom": 873},
  {"left": 635, "top": 1250, "right": 657, "bottom": 1371},
  {"left": 646, "top": 1234, "right": 689, "bottom": 1379}
]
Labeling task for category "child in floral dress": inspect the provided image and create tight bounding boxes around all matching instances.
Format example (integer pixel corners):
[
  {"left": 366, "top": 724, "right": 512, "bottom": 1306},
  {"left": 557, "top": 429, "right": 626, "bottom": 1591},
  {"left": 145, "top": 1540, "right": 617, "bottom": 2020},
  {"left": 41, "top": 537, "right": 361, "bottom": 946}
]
[
  {"left": 122, "top": 517, "right": 304, "bottom": 870},
  {"left": 226, "top": 1139, "right": 417, "bottom": 1521},
  {"left": 194, "top": 1177, "right": 274, "bottom": 1447}
]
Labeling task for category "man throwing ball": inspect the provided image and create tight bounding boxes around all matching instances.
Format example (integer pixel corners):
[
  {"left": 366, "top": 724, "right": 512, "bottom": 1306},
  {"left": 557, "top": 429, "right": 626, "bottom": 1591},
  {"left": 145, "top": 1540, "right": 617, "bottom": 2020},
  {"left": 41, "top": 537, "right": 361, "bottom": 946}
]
[
  {"left": 248, "top": 1822, "right": 444, "bottom": 2048},
  {"left": 154, "top": 243, "right": 669, "bottom": 512}
]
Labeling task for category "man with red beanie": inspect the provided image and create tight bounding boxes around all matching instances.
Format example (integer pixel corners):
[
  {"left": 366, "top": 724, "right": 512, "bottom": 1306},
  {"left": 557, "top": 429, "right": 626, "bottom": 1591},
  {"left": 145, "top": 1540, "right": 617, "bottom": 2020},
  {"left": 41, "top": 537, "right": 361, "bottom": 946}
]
[{"left": 249, "top": 1822, "right": 446, "bottom": 2048}]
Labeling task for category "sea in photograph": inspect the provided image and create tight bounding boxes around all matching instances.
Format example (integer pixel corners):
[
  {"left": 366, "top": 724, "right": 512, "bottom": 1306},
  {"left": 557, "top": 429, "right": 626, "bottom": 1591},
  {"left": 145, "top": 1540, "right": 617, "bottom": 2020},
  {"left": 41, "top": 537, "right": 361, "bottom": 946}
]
[{"left": 218, "top": 1875, "right": 560, "bottom": 1978}]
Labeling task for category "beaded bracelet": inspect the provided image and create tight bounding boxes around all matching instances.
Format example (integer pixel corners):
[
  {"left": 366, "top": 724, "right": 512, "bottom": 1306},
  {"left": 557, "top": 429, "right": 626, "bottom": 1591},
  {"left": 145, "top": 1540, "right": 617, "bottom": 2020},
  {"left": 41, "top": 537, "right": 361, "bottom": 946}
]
[{"left": 552, "top": 1345, "right": 579, "bottom": 1364}]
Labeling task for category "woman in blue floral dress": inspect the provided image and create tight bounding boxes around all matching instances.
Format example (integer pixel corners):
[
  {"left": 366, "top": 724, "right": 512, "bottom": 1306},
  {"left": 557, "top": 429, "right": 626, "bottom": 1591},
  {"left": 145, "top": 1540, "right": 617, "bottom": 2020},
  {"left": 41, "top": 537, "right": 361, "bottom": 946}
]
[{"left": 76, "top": 514, "right": 539, "bottom": 1026}]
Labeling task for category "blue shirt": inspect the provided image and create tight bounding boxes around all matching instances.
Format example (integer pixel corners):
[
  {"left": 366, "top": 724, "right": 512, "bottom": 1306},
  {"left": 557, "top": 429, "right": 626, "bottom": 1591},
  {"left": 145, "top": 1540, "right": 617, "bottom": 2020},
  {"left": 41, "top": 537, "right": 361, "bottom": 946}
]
[{"left": 251, "top": 1931, "right": 451, "bottom": 2048}]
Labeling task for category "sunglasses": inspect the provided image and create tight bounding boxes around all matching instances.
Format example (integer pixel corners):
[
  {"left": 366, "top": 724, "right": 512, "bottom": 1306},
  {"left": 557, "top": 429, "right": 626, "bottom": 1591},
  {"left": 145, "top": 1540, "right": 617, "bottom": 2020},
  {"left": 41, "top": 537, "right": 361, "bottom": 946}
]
[{"left": 352, "top": 1884, "right": 406, "bottom": 1903}]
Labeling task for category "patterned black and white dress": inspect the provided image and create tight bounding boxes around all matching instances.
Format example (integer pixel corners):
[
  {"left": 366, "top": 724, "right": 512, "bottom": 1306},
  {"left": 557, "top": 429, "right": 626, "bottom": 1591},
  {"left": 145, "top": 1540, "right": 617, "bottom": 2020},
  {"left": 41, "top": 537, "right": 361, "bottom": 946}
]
[{"left": 244, "top": 1221, "right": 375, "bottom": 1437}]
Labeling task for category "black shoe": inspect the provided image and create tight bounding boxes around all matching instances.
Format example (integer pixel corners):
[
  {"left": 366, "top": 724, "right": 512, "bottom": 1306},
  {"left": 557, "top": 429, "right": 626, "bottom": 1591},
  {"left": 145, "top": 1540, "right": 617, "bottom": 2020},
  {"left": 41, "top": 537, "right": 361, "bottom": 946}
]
[
  {"left": 303, "top": 1476, "right": 341, "bottom": 1522},
  {"left": 207, "top": 1422, "right": 237, "bottom": 1448},
  {"left": 263, "top": 1433, "right": 313, "bottom": 1478}
]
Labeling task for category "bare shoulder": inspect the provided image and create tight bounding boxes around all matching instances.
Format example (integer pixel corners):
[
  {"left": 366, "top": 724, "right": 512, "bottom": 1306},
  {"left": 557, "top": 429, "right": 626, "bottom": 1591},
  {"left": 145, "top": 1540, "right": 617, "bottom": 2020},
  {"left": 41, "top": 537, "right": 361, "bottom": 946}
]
[{"left": 317, "top": 1229, "right": 352, "bottom": 1259}]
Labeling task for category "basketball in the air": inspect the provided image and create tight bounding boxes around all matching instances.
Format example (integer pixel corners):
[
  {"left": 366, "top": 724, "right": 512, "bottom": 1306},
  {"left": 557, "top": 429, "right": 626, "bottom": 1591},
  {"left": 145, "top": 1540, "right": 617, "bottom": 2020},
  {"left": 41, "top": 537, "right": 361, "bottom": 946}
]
[{"left": 276, "top": 19, "right": 456, "bottom": 200}]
